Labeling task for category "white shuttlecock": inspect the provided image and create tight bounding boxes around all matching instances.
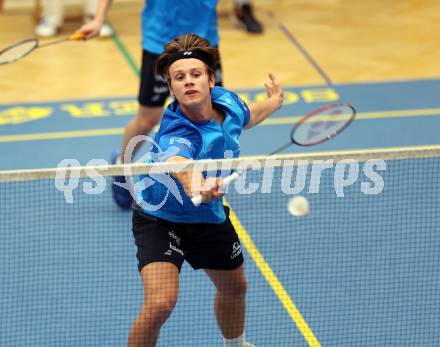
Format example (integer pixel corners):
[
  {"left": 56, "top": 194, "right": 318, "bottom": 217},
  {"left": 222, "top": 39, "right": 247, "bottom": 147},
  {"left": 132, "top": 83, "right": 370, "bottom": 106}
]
[{"left": 288, "top": 195, "right": 310, "bottom": 217}]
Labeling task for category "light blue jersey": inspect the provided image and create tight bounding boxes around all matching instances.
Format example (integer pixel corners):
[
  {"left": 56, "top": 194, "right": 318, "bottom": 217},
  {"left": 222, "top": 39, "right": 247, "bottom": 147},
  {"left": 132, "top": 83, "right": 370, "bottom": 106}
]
[
  {"left": 136, "top": 86, "right": 250, "bottom": 223},
  {"left": 141, "top": 0, "right": 219, "bottom": 54}
]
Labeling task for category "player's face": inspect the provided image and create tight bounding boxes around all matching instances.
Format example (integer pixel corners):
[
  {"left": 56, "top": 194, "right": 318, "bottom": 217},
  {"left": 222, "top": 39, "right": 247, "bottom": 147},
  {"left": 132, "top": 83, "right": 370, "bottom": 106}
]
[{"left": 168, "top": 58, "right": 215, "bottom": 109}]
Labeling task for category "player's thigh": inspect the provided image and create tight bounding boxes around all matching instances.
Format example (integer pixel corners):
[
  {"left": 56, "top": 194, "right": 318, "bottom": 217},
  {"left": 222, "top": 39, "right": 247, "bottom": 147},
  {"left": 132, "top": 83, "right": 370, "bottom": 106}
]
[
  {"left": 205, "top": 265, "right": 247, "bottom": 296},
  {"left": 140, "top": 262, "right": 180, "bottom": 304}
]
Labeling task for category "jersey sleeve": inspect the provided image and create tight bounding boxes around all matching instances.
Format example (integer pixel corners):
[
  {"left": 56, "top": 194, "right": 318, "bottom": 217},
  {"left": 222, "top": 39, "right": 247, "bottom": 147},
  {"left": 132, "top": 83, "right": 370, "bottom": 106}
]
[
  {"left": 231, "top": 92, "right": 251, "bottom": 128},
  {"left": 156, "top": 122, "right": 202, "bottom": 161},
  {"left": 211, "top": 86, "right": 251, "bottom": 128}
]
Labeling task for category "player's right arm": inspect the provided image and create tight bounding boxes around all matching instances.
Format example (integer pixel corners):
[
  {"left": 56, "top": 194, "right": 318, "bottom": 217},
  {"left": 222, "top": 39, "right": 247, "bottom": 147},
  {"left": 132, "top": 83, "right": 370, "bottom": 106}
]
[
  {"left": 75, "top": 0, "right": 113, "bottom": 39},
  {"left": 165, "top": 156, "right": 224, "bottom": 203}
]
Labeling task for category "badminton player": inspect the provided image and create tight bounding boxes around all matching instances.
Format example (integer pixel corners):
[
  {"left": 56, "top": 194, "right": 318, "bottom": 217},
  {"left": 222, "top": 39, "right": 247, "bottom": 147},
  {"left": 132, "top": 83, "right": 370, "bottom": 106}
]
[{"left": 129, "top": 33, "right": 283, "bottom": 347}]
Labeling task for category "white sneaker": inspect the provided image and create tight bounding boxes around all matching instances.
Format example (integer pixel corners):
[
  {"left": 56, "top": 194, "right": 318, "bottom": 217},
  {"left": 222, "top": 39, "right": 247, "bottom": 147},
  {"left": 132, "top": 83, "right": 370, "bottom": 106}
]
[
  {"left": 35, "top": 17, "right": 60, "bottom": 37},
  {"left": 99, "top": 22, "right": 114, "bottom": 37},
  {"left": 84, "top": 15, "right": 114, "bottom": 37},
  {"left": 243, "top": 343, "right": 255, "bottom": 347}
]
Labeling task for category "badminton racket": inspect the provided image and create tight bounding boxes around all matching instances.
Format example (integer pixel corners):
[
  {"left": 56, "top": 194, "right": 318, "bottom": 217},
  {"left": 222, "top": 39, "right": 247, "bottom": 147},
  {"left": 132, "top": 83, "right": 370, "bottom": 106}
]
[
  {"left": 192, "top": 103, "right": 356, "bottom": 205},
  {"left": 0, "top": 32, "right": 86, "bottom": 65}
]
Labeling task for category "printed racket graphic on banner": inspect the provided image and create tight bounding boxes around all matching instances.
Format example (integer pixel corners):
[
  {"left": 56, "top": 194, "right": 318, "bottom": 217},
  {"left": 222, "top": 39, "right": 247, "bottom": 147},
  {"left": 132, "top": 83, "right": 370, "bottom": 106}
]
[
  {"left": 0, "top": 32, "right": 86, "bottom": 65},
  {"left": 192, "top": 103, "right": 356, "bottom": 206}
]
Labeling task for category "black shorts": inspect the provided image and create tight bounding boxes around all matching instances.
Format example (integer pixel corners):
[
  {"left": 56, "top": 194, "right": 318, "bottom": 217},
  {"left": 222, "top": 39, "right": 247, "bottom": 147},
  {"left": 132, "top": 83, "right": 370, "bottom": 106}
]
[
  {"left": 138, "top": 49, "right": 223, "bottom": 107},
  {"left": 132, "top": 206, "right": 244, "bottom": 272}
]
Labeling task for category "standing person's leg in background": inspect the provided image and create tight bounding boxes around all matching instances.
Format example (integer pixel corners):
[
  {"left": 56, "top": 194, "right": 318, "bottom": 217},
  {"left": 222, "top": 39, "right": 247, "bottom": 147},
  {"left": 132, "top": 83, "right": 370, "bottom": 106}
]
[
  {"left": 234, "top": 0, "right": 264, "bottom": 34},
  {"left": 111, "top": 51, "right": 168, "bottom": 210},
  {"left": 35, "top": 0, "right": 64, "bottom": 37},
  {"left": 84, "top": 0, "right": 113, "bottom": 37}
]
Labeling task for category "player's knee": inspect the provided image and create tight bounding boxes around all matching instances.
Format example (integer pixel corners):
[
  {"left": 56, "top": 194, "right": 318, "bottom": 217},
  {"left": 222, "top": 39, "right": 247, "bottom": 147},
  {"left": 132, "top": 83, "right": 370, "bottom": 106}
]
[
  {"left": 144, "top": 295, "right": 177, "bottom": 326},
  {"left": 220, "top": 278, "right": 248, "bottom": 302},
  {"left": 234, "top": 278, "right": 248, "bottom": 298},
  {"left": 135, "top": 114, "right": 156, "bottom": 133}
]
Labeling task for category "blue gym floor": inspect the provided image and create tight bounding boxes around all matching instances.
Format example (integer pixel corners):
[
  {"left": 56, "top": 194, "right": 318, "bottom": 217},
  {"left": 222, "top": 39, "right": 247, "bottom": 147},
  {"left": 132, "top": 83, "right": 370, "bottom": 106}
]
[{"left": 1, "top": 78, "right": 439, "bottom": 347}]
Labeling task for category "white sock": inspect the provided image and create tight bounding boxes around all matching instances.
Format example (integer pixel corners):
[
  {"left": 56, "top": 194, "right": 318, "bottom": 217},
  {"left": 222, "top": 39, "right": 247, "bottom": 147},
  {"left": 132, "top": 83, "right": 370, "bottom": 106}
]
[{"left": 224, "top": 334, "right": 245, "bottom": 347}]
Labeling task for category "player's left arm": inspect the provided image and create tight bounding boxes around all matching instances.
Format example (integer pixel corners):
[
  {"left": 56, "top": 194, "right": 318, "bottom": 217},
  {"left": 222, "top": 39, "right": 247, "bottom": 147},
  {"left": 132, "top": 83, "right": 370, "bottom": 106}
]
[{"left": 246, "top": 73, "right": 284, "bottom": 129}]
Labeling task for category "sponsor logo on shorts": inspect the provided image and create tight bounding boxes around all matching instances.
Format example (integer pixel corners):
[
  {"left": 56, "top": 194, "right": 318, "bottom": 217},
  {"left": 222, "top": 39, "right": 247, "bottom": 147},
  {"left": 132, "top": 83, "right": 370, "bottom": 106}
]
[
  {"left": 153, "top": 86, "right": 168, "bottom": 94},
  {"left": 154, "top": 73, "right": 167, "bottom": 83},
  {"left": 168, "top": 242, "right": 184, "bottom": 256},
  {"left": 230, "top": 241, "right": 242, "bottom": 259},
  {"left": 168, "top": 230, "right": 181, "bottom": 245}
]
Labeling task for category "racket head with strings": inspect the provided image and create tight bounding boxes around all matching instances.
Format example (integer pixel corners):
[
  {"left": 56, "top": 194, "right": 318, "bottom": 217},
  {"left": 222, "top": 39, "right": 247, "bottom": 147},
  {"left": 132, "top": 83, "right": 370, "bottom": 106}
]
[
  {"left": 0, "top": 39, "right": 39, "bottom": 65},
  {"left": 291, "top": 103, "right": 356, "bottom": 146},
  {"left": 0, "top": 33, "right": 86, "bottom": 65},
  {"left": 193, "top": 104, "right": 355, "bottom": 205}
]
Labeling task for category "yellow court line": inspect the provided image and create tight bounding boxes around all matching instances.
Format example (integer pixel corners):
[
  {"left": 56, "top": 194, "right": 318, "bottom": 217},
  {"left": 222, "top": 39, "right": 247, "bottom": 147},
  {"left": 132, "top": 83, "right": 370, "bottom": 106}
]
[
  {"left": 0, "top": 127, "right": 124, "bottom": 142},
  {"left": 225, "top": 201, "right": 321, "bottom": 347},
  {"left": 262, "top": 107, "right": 440, "bottom": 125},
  {"left": 1, "top": 107, "right": 439, "bottom": 142}
]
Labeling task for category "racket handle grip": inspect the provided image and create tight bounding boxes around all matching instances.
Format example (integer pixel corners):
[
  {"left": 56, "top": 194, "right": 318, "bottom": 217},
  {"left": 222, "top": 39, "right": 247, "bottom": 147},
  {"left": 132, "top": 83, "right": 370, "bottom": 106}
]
[
  {"left": 222, "top": 172, "right": 239, "bottom": 186},
  {"left": 191, "top": 195, "right": 203, "bottom": 206},
  {"left": 191, "top": 172, "right": 239, "bottom": 206},
  {"left": 69, "top": 32, "right": 86, "bottom": 41}
]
